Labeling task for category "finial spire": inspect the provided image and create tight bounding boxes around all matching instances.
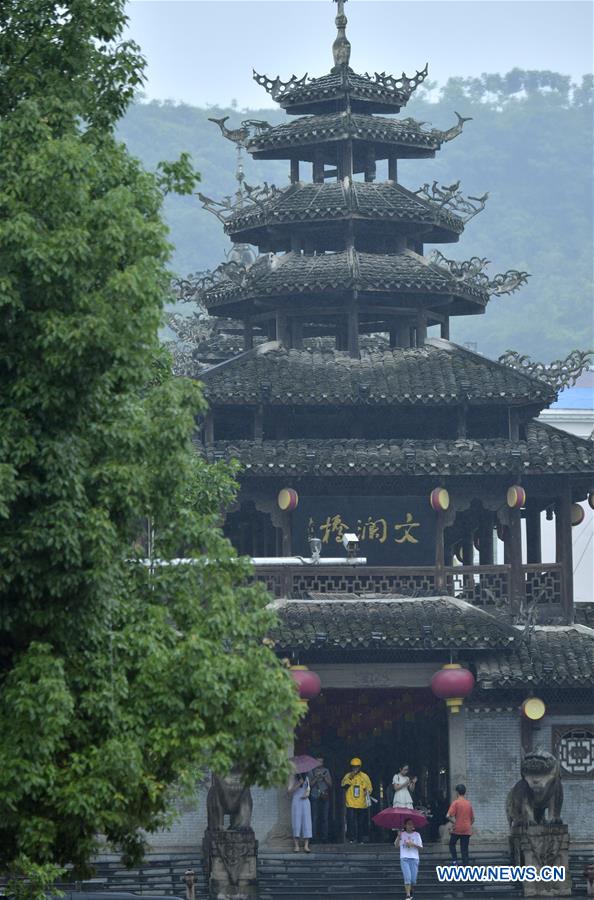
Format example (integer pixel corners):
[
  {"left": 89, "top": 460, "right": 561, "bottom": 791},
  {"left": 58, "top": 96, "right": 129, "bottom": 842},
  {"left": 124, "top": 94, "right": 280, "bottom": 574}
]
[{"left": 332, "top": 0, "right": 351, "bottom": 72}]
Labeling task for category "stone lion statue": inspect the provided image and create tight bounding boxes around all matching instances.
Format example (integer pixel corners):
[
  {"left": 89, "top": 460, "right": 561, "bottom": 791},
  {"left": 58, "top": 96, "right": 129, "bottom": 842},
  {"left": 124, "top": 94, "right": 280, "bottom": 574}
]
[
  {"left": 207, "top": 768, "right": 253, "bottom": 831},
  {"left": 506, "top": 751, "right": 563, "bottom": 827}
]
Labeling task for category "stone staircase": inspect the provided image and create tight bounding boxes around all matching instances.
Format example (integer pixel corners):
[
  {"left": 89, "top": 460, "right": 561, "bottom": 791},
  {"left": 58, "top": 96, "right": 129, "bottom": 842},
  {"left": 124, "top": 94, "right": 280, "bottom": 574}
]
[{"left": 59, "top": 854, "right": 206, "bottom": 897}]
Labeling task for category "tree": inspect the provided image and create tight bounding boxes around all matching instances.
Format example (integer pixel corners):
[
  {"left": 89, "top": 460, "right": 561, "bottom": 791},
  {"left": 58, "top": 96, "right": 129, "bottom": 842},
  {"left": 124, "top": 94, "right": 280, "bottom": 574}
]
[{"left": 0, "top": 1, "right": 300, "bottom": 889}]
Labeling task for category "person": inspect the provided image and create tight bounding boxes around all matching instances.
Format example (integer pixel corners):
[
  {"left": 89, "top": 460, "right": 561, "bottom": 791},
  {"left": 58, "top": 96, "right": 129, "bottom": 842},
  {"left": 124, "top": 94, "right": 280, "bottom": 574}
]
[
  {"left": 341, "top": 757, "right": 372, "bottom": 844},
  {"left": 288, "top": 772, "right": 312, "bottom": 853},
  {"left": 309, "top": 753, "right": 332, "bottom": 844},
  {"left": 395, "top": 817, "right": 423, "bottom": 900},
  {"left": 447, "top": 783, "right": 474, "bottom": 865},
  {"left": 392, "top": 764, "right": 417, "bottom": 809}
]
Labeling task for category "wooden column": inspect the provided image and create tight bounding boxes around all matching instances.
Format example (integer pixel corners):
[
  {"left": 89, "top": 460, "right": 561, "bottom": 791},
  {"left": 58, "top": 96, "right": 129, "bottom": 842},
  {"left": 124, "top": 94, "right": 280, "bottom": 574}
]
[
  {"left": 448, "top": 709, "right": 468, "bottom": 798},
  {"left": 435, "top": 511, "right": 447, "bottom": 592},
  {"left": 388, "top": 154, "right": 397, "bottom": 182},
  {"left": 364, "top": 145, "right": 376, "bottom": 182},
  {"left": 440, "top": 317, "right": 450, "bottom": 340},
  {"left": 526, "top": 506, "right": 542, "bottom": 564},
  {"left": 243, "top": 322, "right": 253, "bottom": 351},
  {"left": 292, "top": 319, "right": 303, "bottom": 349},
  {"left": 313, "top": 148, "right": 324, "bottom": 184},
  {"left": 254, "top": 405, "right": 263, "bottom": 442},
  {"left": 478, "top": 515, "right": 494, "bottom": 565},
  {"left": 555, "top": 486, "right": 574, "bottom": 623},
  {"left": 394, "top": 324, "right": 411, "bottom": 348},
  {"left": 416, "top": 312, "right": 427, "bottom": 346},
  {"left": 347, "top": 295, "right": 359, "bottom": 358},
  {"left": 290, "top": 158, "right": 300, "bottom": 183},
  {"left": 204, "top": 412, "right": 214, "bottom": 446},
  {"left": 508, "top": 507, "right": 525, "bottom": 616},
  {"left": 276, "top": 311, "right": 290, "bottom": 346},
  {"left": 457, "top": 406, "right": 467, "bottom": 438},
  {"left": 509, "top": 408, "right": 520, "bottom": 441},
  {"left": 341, "top": 139, "right": 354, "bottom": 180},
  {"left": 462, "top": 531, "right": 474, "bottom": 569}
]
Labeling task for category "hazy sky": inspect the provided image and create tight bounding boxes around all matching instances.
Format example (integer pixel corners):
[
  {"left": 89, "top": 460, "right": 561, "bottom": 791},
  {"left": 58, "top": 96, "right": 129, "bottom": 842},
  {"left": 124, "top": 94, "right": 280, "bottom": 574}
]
[{"left": 125, "top": 0, "right": 593, "bottom": 109}]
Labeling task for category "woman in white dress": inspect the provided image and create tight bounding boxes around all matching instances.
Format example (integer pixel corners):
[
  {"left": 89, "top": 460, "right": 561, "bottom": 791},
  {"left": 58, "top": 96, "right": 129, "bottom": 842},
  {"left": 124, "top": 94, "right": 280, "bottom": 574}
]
[{"left": 392, "top": 764, "right": 417, "bottom": 809}]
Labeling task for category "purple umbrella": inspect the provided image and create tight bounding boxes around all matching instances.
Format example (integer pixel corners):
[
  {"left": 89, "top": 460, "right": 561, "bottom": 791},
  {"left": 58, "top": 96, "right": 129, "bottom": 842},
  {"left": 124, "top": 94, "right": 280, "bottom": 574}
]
[
  {"left": 373, "top": 807, "right": 429, "bottom": 829},
  {"left": 290, "top": 754, "right": 322, "bottom": 774}
]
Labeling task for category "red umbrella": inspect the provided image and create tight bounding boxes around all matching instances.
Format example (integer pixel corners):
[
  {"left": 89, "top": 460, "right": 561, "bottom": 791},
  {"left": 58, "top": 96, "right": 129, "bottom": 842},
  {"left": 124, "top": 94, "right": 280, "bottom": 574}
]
[
  {"left": 373, "top": 807, "right": 429, "bottom": 829},
  {"left": 290, "top": 754, "right": 322, "bottom": 774}
]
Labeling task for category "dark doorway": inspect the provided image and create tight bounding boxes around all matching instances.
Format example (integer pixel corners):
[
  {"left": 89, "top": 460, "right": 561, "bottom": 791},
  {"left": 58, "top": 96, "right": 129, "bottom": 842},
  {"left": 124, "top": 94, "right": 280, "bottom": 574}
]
[
  {"left": 295, "top": 688, "right": 449, "bottom": 843},
  {"left": 224, "top": 502, "right": 280, "bottom": 557}
]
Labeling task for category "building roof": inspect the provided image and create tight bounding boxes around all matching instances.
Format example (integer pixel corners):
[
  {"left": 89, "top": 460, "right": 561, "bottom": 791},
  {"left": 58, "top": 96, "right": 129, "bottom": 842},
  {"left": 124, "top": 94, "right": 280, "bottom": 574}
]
[
  {"left": 270, "top": 596, "right": 518, "bottom": 651},
  {"left": 201, "top": 340, "right": 556, "bottom": 407},
  {"left": 204, "top": 421, "right": 594, "bottom": 478},
  {"left": 225, "top": 181, "right": 464, "bottom": 245},
  {"left": 252, "top": 67, "right": 428, "bottom": 116},
  {"left": 247, "top": 111, "right": 441, "bottom": 158},
  {"left": 202, "top": 249, "right": 491, "bottom": 314},
  {"left": 477, "top": 626, "right": 594, "bottom": 688}
]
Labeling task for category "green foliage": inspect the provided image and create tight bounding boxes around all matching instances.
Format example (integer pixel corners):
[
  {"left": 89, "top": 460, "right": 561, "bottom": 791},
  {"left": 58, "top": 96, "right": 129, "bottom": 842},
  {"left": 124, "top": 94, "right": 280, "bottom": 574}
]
[
  {"left": 118, "top": 72, "right": 593, "bottom": 359},
  {"left": 0, "top": 0, "right": 300, "bottom": 888}
]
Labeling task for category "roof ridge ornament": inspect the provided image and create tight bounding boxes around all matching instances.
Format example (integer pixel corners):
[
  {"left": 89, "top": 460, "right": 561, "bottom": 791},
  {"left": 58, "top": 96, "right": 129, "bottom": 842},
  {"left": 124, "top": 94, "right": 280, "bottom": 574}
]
[
  {"left": 429, "top": 250, "right": 530, "bottom": 296},
  {"left": 430, "top": 111, "right": 473, "bottom": 143},
  {"left": 332, "top": 0, "right": 351, "bottom": 72},
  {"left": 497, "top": 349, "right": 593, "bottom": 392},
  {"left": 414, "top": 180, "right": 489, "bottom": 223},
  {"left": 253, "top": 70, "right": 309, "bottom": 102}
]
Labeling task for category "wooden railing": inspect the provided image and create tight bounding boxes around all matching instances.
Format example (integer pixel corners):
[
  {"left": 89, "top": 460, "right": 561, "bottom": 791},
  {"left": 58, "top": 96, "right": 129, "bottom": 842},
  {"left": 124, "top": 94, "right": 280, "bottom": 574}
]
[{"left": 252, "top": 562, "right": 564, "bottom": 610}]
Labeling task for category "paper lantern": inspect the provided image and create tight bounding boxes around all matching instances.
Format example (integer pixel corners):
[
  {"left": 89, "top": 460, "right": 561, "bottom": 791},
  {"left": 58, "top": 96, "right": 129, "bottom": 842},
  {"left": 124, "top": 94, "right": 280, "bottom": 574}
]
[
  {"left": 278, "top": 488, "right": 298, "bottom": 511},
  {"left": 430, "top": 487, "right": 450, "bottom": 511},
  {"left": 521, "top": 697, "right": 546, "bottom": 721},
  {"left": 507, "top": 485, "right": 526, "bottom": 509},
  {"left": 290, "top": 665, "right": 321, "bottom": 701},
  {"left": 430, "top": 663, "right": 475, "bottom": 714},
  {"left": 571, "top": 503, "right": 585, "bottom": 526}
]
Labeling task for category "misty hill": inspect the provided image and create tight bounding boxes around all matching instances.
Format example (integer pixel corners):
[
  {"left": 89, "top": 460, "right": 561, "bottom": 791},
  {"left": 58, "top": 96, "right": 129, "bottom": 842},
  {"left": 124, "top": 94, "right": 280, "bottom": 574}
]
[{"left": 117, "top": 71, "right": 593, "bottom": 361}]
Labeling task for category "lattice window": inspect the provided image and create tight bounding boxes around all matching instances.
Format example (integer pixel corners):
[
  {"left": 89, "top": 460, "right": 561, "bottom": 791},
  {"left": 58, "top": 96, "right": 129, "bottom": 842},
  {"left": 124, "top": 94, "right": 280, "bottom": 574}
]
[
  {"left": 552, "top": 726, "right": 594, "bottom": 778},
  {"left": 526, "top": 568, "right": 562, "bottom": 605}
]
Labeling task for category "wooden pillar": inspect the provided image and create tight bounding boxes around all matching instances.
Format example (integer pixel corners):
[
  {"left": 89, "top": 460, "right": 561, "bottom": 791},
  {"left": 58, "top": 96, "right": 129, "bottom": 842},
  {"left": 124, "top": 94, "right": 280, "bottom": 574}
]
[
  {"left": 276, "top": 311, "right": 290, "bottom": 346},
  {"left": 347, "top": 296, "right": 359, "bottom": 358},
  {"left": 448, "top": 710, "right": 468, "bottom": 798},
  {"left": 435, "top": 511, "right": 446, "bottom": 592},
  {"left": 290, "top": 158, "right": 300, "bottom": 184},
  {"left": 313, "top": 148, "right": 324, "bottom": 184},
  {"left": 441, "top": 317, "right": 450, "bottom": 340},
  {"left": 478, "top": 515, "right": 494, "bottom": 565},
  {"left": 416, "top": 312, "right": 427, "bottom": 346},
  {"left": 364, "top": 145, "right": 376, "bottom": 183},
  {"left": 394, "top": 324, "right": 411, "bottom": 348},
  {"left": 509, "top": 408, "right": 520, "bottom": 441},
  {"left": 341, "top": 140, "right": 353, "bottom": 180},
  {"left": 204, "top": 412, "right": 214, "bottom": 446},
  {"left": 388, "top": 154, "right": 397, "bottom": 182},
  {"left": 243, "top": 322, "right": 253, "bottom": 351},
  {"left": 555, "top": 487, "right": 574, "bottom": 623},
  {"left": 461, "top": 531, "right": 474, "bottom": 569},
  {"left": 292, "top": 319, "right": 303, "bottom": 350},
  {"left": 254, "top": 405, "right": 263, "bottom": 442},
  {"left": 508, "top": 507, "right": 525, "bottom": 615},
  {"left": 526, "top": 506, "right": 542, "bottom": 564},
  {"left": 457, "top": 406, "right": 467, "bottom": 438}
]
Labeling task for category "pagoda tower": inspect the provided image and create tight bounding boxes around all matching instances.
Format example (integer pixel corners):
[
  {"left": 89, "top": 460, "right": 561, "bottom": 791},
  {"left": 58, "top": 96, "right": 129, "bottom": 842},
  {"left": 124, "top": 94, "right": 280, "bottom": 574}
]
[{"left": 193, "top": 0, "right": 594, "bottom": 624}]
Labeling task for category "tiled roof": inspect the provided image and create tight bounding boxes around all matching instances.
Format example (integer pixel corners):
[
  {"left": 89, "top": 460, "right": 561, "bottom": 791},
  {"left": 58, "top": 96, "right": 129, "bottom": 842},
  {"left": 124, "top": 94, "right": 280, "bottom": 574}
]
[
  {"left": 203, "top": 422, "right": 594, "bottom": 477},
  {"left": 203, "top": 249, "right": 489, "bottom": 311},
  {"left": 226, "top": 181, "right": 464, "bottom": 242},
  {"left": 476, "top": 626, "right": 594, "bottom": 688},
  {"left": 270, "top": 596, "right": 518, "bottom": 651},
  {"left": 201, "top": 341, "right": 556, "bottom": 407},
  {"left": 248, "top": 112, "right": 441, "bottom": 155},
  {"left": 253, "top": 69, "right": 428, "bottom": 116}
]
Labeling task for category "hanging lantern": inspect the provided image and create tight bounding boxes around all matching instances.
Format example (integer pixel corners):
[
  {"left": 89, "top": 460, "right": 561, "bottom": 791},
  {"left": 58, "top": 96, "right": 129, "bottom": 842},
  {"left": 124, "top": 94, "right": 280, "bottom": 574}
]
[
  {"left": 278, "top": 488, "right": 299, "bottom": 511},
  {"left": 290, "top": 665, "right": 321, "bottom": 701},
  {"left": 431, "top": 663, "right": 475, "bottom": 714},
  {"left": 588, "top": 493, "right": 594, "bottom": 511},
  {"left": 430, "top": 487, "right": 450, "bottom": 511},
  {"left": 571, "top": 503, "right": 585, "bottom": 526},
  {"left": 507, "top": 485, "right": 526, "bottom": 509},
  {"left": 521, "top": 697, "right": 546, "bottom": 721}
]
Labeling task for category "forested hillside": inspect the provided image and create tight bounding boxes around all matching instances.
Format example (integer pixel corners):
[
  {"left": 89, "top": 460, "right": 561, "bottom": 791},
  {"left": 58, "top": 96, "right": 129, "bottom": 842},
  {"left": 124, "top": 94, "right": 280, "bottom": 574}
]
[{"left": 117, "top": 71, "right": 593, "bottom": 360}]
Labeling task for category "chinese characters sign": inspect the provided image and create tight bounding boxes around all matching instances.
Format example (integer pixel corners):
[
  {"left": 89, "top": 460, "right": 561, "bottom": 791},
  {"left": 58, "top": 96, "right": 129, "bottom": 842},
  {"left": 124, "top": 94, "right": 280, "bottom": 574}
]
[{"left": 292, "top": 496, "right": 436, "bottom": 565}]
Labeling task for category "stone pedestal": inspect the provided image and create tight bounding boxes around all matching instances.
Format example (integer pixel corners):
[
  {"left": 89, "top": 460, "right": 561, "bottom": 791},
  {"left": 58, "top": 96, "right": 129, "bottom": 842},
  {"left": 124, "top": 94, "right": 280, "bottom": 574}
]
[
  {"left": 203, "top": 828, "right": 257, "bottom": 900},
  {"left": 510, "top": 823, "right": 572, "bottom": 896}
]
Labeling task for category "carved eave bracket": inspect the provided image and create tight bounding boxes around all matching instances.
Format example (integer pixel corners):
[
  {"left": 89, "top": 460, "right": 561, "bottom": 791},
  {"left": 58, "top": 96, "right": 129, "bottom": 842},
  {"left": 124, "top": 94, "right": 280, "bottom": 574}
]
[
  {"left": 431, "top": 111, "right": 473, "bottom": 143},
  {"left": 253, "top": 70, "right": 308, "bottom": 102},
  {"left": 429, "top": 250, "right": 530, "bottom": 296},
  {"left": 498, "top": 349, "right": 593, "bottom": 392},
  {"left": 415, "top": 180, "right": 489, "bottom": 223}
]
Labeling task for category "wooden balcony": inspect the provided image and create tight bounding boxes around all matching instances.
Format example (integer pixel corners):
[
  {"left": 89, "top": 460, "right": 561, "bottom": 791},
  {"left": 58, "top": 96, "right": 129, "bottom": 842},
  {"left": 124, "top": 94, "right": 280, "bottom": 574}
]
[{"left": 252, "top": 562, "right": 566, "bottom": 620}]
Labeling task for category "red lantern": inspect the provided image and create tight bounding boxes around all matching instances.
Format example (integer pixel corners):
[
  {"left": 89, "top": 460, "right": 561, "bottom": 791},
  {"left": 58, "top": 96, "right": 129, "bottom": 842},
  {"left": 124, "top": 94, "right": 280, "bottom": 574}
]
[
  {"left": 571, "top": 503, "right": 585, "bottom": 526},
  {"left": 431, "top": 663, "right": 475, "bottom": 714},
  {"left": 278, "top": 488, "right": 299, "bottom": 511},
  {"left": 507, "top": 485, "right": 526, "bottom": 509},
  {"left": 290, "top": 665, "right": 321, "bottom": 701},
  {"left": 430, "top": 487, "right": 450, "bottom": 512}
]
